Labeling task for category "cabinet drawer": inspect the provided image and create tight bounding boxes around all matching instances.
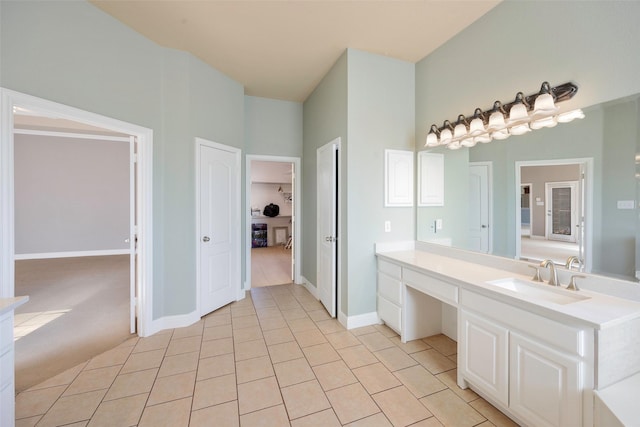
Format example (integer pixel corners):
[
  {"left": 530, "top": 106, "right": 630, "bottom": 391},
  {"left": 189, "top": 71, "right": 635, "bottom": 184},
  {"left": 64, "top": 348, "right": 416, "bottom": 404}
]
[
  {"left": 378, "top": 272, "right": 402, "bottom": 305},
  {"left": 403, "top": 268, "right": 458, "bottom": 306},
  {"left": 378, "top": 295, "right": 401, "bottom": 334},
  {"left": 378, "top": 259, "right": 402, "bottom": 280}
]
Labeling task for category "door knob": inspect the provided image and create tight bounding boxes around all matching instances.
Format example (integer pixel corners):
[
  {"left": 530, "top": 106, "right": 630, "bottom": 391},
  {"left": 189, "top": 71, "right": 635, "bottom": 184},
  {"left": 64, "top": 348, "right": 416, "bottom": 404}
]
[
  {"left": 202, "top": 236, "right": 210, "bottom": 242},
  {"left": 481, "top": 225, "right": 487, "bottom": 229}
]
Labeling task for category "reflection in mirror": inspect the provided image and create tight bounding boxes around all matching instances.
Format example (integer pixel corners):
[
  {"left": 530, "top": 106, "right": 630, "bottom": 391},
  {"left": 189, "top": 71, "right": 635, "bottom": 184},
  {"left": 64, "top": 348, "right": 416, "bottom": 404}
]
[{"left": 418, "top": 94, "right": 640, "bottom": 282}]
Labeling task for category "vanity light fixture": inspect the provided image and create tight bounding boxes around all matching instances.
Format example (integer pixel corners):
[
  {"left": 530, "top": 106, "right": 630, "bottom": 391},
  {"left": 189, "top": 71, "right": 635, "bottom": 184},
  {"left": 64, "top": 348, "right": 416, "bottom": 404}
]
[{"left": 424, "top": 81, "right": 582, "bottom": 149}]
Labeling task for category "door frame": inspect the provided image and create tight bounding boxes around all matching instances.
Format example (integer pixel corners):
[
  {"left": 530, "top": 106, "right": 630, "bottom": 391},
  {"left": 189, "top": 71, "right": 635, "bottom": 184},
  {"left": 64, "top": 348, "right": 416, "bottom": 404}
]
[
  {"left": 0, "top": 88, "right": 154, "bottom": 336},
  {"left": 520, "top": 183, "right": 533, "bottom": 237},
  {"left": 469, "top": 161, "right": 493, "bottom": 254},
  {"left": 244, "top": 155, "right": 302, "bottom": 290},
  {"left": 195, "top": 138, "right": 243, "bottom": 315},
  {"left": 515, "top": 158, "right": 593, "bottom": 272}
]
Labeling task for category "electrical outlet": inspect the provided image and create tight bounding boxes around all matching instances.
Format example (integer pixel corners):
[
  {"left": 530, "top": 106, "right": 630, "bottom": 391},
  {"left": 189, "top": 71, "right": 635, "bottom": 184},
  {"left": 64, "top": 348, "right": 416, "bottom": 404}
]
[
  {"left": 384, "top": 221, "right": 391, "bottom": 232},
  {"left": 436, "top": 219, "right": 443, "bottom": 230}
]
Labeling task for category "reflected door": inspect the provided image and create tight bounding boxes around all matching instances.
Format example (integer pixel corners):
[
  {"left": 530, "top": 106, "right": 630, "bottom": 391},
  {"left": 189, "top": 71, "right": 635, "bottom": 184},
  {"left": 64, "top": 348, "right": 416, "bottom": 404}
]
[
  {"left": 469, "top": 164, "right": 490, "bottom": 253},
  {"left": 545, "top": 182, "right": 578, "bottom": 242}
]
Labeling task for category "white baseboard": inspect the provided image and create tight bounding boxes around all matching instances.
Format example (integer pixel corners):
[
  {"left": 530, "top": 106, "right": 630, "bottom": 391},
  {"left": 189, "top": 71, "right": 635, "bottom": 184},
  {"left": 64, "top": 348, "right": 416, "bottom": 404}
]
[
  {"left": 300, "top": 275, "right": 318, "bottom": 299},
  {"left": 14, "top": 249, "right": 130, "bottom": 260},
  {"left": 339, "top": 310, "right": 380, "bottom": 330},
  {"left": 144, "top": 309, "right": 201, "bottom": 337}
]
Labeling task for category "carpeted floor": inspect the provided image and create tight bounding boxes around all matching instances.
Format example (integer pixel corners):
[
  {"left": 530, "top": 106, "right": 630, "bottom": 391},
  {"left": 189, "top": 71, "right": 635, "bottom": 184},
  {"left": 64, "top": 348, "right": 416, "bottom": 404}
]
[{"left": 14, "top": 255, "right": 134, "bottom": 392}]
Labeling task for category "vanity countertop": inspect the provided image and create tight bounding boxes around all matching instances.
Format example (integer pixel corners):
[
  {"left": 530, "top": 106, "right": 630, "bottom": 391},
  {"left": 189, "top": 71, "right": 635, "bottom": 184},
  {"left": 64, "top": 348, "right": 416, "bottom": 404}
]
[
  {"left": 376, "top": 249, "right": 640, "bottom": 330},
  {"left": 0, "top": 296, "right": 28, "bottom": 316}
]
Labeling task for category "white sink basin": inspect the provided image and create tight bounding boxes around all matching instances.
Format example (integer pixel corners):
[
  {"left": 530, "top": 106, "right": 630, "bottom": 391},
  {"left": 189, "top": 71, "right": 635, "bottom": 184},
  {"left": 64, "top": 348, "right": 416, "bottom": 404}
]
[{"left": 487, "top": 278, "right": 591, "bottom": 305}]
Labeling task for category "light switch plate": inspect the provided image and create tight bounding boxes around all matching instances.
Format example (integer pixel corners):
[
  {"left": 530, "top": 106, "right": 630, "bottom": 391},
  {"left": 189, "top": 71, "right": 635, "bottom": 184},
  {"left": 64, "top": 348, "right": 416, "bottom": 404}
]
[
  {"left": 384, "top": 221, "right": 391, "bottom": 232},
  {"left": 617, "top": 200, "right": 635, "bottom": 209},
  {"left": 436, "top": 219, "right": 443, "bottom": 230}
]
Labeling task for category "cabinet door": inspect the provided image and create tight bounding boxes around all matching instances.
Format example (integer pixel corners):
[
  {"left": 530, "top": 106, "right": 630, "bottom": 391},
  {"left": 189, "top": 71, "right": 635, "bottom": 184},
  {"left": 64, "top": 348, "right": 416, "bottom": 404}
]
[
  {"left": 510, "top": 332, "right": 583, "bottom": 427},
  {"left": 459, "top": 310, "right": 509, "bottom": 406}
]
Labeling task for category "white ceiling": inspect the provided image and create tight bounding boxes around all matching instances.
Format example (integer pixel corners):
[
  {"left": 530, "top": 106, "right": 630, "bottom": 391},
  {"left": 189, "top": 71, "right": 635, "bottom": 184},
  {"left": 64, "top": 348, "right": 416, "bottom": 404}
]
[{"left": 90, "top": 0, "right": 501, "bottom": 102}]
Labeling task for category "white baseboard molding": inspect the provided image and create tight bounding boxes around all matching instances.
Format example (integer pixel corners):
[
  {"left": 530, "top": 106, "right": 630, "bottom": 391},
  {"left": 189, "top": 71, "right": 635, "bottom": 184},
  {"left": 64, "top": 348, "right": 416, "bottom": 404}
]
[
  {"left": 300, "top": 275, "right": 318, "bottom": 299},
  {"left": 14, "top": 249, "right": 130, "bottom": 260},
  {"left": 144, "top": 309, "right": 201, "bottom": 337},
  {"left": 339, "top": 310, "right": 381, "bottom": 330}
]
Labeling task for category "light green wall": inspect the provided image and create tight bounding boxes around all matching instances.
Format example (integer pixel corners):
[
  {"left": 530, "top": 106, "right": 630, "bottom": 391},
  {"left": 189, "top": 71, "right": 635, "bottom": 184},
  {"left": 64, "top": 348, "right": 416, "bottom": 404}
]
[
  {"left": 245, "top": 96, "right": 303, "bottom": 157},
  {"left": 1, "top": 1, "right": 245, "bottom": 318}
]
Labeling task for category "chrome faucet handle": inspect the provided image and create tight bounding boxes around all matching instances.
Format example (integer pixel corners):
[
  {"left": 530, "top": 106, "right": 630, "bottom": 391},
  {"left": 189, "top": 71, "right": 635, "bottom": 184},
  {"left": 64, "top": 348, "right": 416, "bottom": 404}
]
[
  {"left": 567, "top": 275, "right": 586, "bottom": 291},
  {"left": 528, "top": 265, "right": 543, "bottom": 282}
]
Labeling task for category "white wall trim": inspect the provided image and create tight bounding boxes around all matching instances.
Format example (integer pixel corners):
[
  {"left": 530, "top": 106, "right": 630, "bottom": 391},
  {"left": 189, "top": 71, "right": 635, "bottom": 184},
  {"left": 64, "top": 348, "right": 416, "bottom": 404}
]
[
  {"left": 300, "top": 275, "right": 318, "bottom": 299},
  {"left": 14, "top": 249, "right": 130, "bottom": 260},
  {"left": 245, "top": 154, "right": 302, "bottom": 291},
  {"left": 13, "top": 128, "right": 131, "bottom": 142},
  {"left": 339, "top": 310, "right": 381, "bottom": 330},
  {"left": 146, "top": 310, "right": 201, "bottom": 337},
  {"left": 1, "top": 88, "right": 154, "bottom": 337}
]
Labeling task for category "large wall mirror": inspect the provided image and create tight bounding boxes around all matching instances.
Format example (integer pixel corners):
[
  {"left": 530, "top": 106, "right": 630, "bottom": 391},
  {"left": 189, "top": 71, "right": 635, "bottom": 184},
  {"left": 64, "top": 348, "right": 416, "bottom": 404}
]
[{"left": 418, "top": 93, "right": 639, "bottom": 282}]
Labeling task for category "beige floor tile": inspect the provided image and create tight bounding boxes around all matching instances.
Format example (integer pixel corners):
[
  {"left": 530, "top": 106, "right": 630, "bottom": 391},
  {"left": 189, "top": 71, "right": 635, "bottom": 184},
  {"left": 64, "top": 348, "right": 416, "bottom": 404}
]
[
  {"left": 469, "top": 398, "right": 518, "bottom": 426},
  {"left": 24, "top": 362, "right": 86, "bottom": 391},
  {"left": 193, "top": 373, "right": 238, "bottom": 410},
  {"left": 236, "top": 355, "right": 275, "bottom": 384},
  {"left": 410, "top": 417, "right": 444, "bottom": 426},
  {"left": 344, "top": 412, "right": 391, "bottom": 426},
  {"left": 256, "top": 307, "right": 283, "bottom": 320},
  {"left": 423, "top": 334, "right": 457, "bottom": 356},
  {"left": 121, "top": 348, "right": 165, "bottom": 374},
  {"left": 350, "top": 325, "right": 378, "bottom": 336},
  {"left": 147, "top": 370, "right": 197, "bottom": 406},
  {"left": 420, "top": 389, "right": 486, "bottom": 427},
  {"left": 239, "top": 404, "right": 290, "bottom": 427},
  {"left": 293, "top": 328, "right": 327, "bottom": 347},
  {"left": 231, "top": 306, "right": 257, "bottom": 318},
  {"left": 36, "top": 389, "right": 106, "bottom": 427},
  {"left": 15, "top": 415, "right": 41, "bottom": 427},
  {"left": 358, "top": 332, "right": 396, "bottom": 352},
  {"left": 158, "top": 351, "right": 199, "bottom": 377},
  {"left": 374, "top": 324, "right": 399, "bottom": 338},
  {"left": 63, "top": 365, "right": 120, "bottom": 396},
  {"left": 274, "top": 358, "right": 315, "bottom": 387},
  {"left": 16, "top": 385, "right": 67, "bottom": 419},
  {"left": 338, "top": 344, "right": 379, "bottom": 369},
  {"left": 287, "top": 317, "right": 317, "bottom": 332},
  {"left": 235, "top": 338, "right": 269, "bottom": 361},
  {"left": 258, "top": 316, "right": 289, "bottom": 331},
  {"left": 373, "top": 385, "right": 433, "bottom": 426},
  {"left": 263, "top": 327, "right": 295, "bottom": 345},
  {"left": 394, "top": 365, "right": 447, "bottom": 399},
  {"left": 302, "top": 342, "right": 342, "bottom": 367},
  {"left": 166, "top": 335, "right": 202, "bottom": 356},
  {"left": 85, "top": 345, "right": 133, "bottom": 371},
  {"left": 233, "top": 315, "right": 260, "bottom": 330},
  {"left": 104, "top": 368, "right": 158, "bottom": 401},
  {"left": 238, "top": 376, "right": 283, "bottom": 415},
  {"left": 326, "top": 383, "right": 380, "bottom": 425},
  {"left": 204, "top": 313, "right": 231, "bottom": 327},
  {"left": 171, "top": 321, "right": 204, "bottom": 340},
  {"left": 281, "top": 308, "right": 309, "bottom": 321},
  {"left": 233, "top": 325, "right": 263, "bottom": 343},
  {"left": 197, "top": 352, "right": 235, "bottom": 381},
  {"left": 353, "top": 362, "right": 401, "bottom": 395},
  {"left": 268, "top": 340, "right": 304, "bottom": 363},
  {"left": 412, "top": 349, "right": 456, "bottom": 374},
  {"left": 203, "top": 324, "right": 233, "bottom": 341},
  {"left": 191, "top": 401, "right": 239, "bottom": 427},
  {"left": 315, "top": 319, "right": 346, "bottom": 334},
  {"left": 281, "top": 379, "right": 331, "bottom": 420},
  {"left": 87, "top": 393, "right": 146, "bottom": 427},
  {"left": 313, "top": 360, "right": 358, "bottom": 391},
  {"left": 389, "top": 336, "right": 431, "bottom": 354},
  {"left": 307, "top": 309, "right": 332, "bottom": 323},
  {"left": 325, "top": 330, "right": 361, "bottom": 349},
  {"left": 291, "top": 408, "right": 341, "bottom": 427},
  {"left": 138, "top": 397, "right": 192, "bottom": 427},
  {"left": 132, "top": 333, "right": 171, "bottom": 353},
  {"left": 200, "top": 337, "right": 234, "bottom": 358},
  {"left": 374, "top": 346, "right": 418, "bottom": 372},
  {"left": 435, "top": 369, "right": 479, "bottom": 402}
]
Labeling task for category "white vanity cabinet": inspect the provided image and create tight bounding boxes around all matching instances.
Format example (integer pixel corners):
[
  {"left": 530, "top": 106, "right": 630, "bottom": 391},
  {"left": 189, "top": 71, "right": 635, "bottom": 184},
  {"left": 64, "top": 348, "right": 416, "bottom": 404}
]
[
  {"left": 459, "top": 289, "right": 592, "bottom": 427},
  {"left": 377, "top": 259, "right": 403, "bottom": 334}
]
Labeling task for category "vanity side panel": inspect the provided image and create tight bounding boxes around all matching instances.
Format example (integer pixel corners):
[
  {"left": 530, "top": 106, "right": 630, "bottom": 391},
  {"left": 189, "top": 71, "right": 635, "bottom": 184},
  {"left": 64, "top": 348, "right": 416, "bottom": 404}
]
[{"left": 597, "top": 317, "right": 640, "bottom": 389}]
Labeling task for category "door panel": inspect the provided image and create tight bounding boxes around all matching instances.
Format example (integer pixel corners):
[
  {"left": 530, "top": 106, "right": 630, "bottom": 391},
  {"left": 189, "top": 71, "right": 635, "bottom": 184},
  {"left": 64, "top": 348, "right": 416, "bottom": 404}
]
[
  {"left": 469, "top": 164, "right": 490, "bottom": 253},
  {"left": 317, "top": 140, "right": 338, "bottom": 317},
  {"left": 545, "top": 182, "right": 578, "bottom": 242}
]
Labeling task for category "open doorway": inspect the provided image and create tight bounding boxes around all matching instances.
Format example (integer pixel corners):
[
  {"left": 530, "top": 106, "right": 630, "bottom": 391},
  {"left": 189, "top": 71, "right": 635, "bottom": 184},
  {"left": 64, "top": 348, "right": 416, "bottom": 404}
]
[
  {"left": 1, "top": 89, "right": 154, "bottom": 392},
  {"left": 246, "top": 156, "right": 301, "bottom": 289}
]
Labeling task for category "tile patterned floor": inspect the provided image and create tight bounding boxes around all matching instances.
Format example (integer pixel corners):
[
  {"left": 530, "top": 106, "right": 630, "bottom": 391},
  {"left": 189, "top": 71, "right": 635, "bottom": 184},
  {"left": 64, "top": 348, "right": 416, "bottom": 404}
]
[{"left": 15, "top": 284, "right": 519, "bottom": 427}]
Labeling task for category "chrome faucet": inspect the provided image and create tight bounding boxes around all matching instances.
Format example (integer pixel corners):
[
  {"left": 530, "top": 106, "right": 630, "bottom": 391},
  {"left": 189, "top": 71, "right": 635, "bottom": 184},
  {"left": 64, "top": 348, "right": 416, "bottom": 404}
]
[
  {"left": 566, "top": 255, "right": 581, "bottom": 271},
  {"left": 540, "top": 259, "right": 559, "bottom": 286}
]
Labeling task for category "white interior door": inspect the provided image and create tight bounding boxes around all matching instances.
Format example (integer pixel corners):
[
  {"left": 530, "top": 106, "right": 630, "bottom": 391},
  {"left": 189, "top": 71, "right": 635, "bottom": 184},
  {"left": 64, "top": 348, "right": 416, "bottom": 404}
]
[
  {"left": 129, "top": 136, "right": 137, "bottom": 333},
  {"left": 317, "top": 140, "right": 338, "bottom": 317},
  {"left": 199, "top": 141, "right": 240, "bottom": 316},
  {"left": 545, "top": 182, "right": 578, "bottom": 242},
  {"left": 469, "top": 163, "right": 490, "bottom": 253}
]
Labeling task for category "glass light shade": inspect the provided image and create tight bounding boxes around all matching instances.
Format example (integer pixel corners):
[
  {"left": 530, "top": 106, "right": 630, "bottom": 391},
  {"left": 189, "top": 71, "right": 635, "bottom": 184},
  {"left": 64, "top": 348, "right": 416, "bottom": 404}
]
[
  {"left": 461, "top": 136, "right": 477, "bottom": 147},
  {"left": 557, "top": 109, "right": 585, "bottom": 123},
  {"left": 509, "top": 123, "right": 531, "bottom": 136},
  {"left": 507, "top": 103, "right": 530, "bottom": 126},
  {"left": 439, "top": 127, "right": 453, "bottom": 145},
  {"left": 532, "top": 93, "right": 558, "bottom": 117},
  {"left": 425, "top": 132, "right": 439, "bottom": 147},
  {"left": 453, "top": 122, "right": 468, "bottom": 140},
  {"left": 474, "top": 134, "right": 492, "bottom": 144},
  {"left": 448, "top": 140, "right": 461, "bottom": 150},
  {"left": 491, "top": 129, "right": 510, "bottom": 140},
  {"left": 530, "top": 115, "right": 558, "bottom": 129},
  {"left": 469, "top": 117, "right": 486, "bottom": 136},
  {"left": 487, "top": 110, "right": 506, "bottom": 132}
]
